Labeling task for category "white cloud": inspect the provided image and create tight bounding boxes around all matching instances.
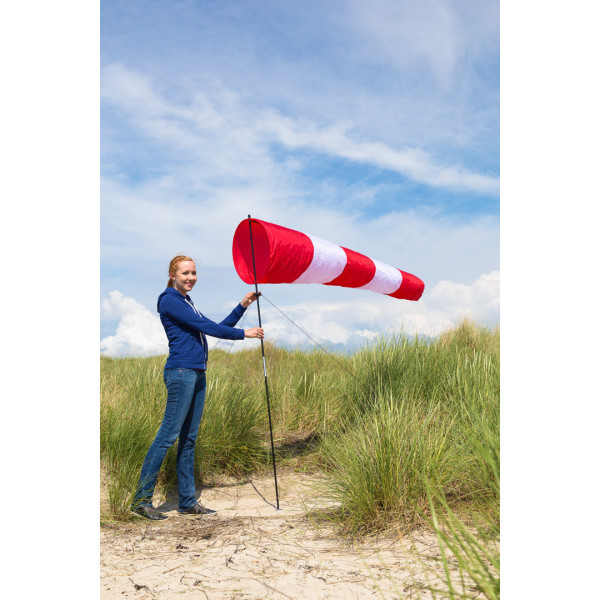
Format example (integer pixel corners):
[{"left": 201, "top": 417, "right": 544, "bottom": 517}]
[
  {"left": 342, "top": 0, "right": 464, "bottom": 89},
  {"left": 101, "top": 1, "right": 498, "bottom": 156},
  {"left": 341, "top": 0, "right": 498, "bottom": 87},
  {"left": 100, "top": 291, "right": 168, "bottom": 357},
  {"left": 425, "top": 269, "right": 499, "bottom": 326},
  {"left": 101, "top": 63, "right": 498, "bottom": 195},
  {"left": 100, "top": 271, "right": 499, "bottom": 357},
  {"left": 101, "top": 172, "right": 498, "bottom": 294},
  {"left": 258, "top": 270, "right": 499, "bottom": 343},
  {"left": 100, "top": 65, "right": 498, "bottom": 311},
  {"left": 259, "top": 111, "right": 498, "bottom": 194}
]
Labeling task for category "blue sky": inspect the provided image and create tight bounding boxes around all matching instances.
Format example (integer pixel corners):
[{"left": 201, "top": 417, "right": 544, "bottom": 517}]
[{"left": 100, "top": 0, "right": 500, "bottom": 355}]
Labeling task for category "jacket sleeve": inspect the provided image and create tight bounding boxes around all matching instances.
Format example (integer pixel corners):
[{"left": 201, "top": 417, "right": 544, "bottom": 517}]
[
  {"left": 160, "top": 295, "right": 245, "bottom": 340},
  {"left": 219, "top": 303, "right": 247, "bottom": 327}
]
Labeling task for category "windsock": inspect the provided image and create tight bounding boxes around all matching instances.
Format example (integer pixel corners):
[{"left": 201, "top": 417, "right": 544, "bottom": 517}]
[{"left": 232, "top": 218, "right": 424, "bottom": 301}]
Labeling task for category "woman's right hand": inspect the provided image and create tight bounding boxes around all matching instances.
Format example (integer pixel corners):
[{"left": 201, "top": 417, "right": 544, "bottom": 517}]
[{"left": 245, "top": 327, "right": 264, "bottom": 339}]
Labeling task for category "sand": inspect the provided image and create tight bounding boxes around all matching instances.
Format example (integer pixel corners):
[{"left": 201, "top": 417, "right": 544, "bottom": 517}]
[{"left": 100, "top": 472, "right": 472, "bottom": 599}]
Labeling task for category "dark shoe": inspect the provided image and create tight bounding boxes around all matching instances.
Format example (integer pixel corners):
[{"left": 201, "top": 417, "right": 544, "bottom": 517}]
[
  {"left": 131, "top": 505, "right": 168, "bottom": 521},
  {"left": 178, "top": 503, "right": 217, "bottom": 515}
]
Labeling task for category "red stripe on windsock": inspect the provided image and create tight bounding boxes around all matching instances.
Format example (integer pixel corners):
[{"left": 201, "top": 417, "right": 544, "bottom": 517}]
[
  {"left": 325, "top": 247, "right": 377, "bottom": 288},
  {"left": 387, "top": 270, "right": 425, "bottom": 301},
  {"left": 232, "top": 219, "right": 314, "bottom": 284}
]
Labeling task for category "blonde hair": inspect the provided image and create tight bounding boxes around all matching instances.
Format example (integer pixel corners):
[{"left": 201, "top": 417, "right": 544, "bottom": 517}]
[{"left": 167, "top": 255, "right": 194, "bottom": 287}]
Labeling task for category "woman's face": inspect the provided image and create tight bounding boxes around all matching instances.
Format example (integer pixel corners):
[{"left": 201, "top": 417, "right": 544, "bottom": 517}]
[{"left": 171, "top": 261, "right": 197, "bottom": 295}]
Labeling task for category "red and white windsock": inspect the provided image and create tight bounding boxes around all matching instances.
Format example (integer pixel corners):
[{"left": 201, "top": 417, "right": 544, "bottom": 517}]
[{"left": 232, "top": 218, "right": 424, "bottom": 301}]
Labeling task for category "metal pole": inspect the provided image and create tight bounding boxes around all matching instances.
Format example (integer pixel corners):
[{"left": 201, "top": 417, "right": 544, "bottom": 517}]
[{"left": 247, "top": 214, "right": 280, "bottom": 510}]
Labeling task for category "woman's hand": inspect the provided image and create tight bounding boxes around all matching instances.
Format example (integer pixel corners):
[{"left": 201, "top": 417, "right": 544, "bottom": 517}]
[
  {"left": 244, "top": 327, "right": 264, "bottom": 339},
  {"left": 241, "top": 291, "right": 261, "bottom": 308}
]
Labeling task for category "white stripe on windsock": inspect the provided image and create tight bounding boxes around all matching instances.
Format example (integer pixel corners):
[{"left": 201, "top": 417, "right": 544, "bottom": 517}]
[
  {"left": 292, "top": 234, "right": 348, "bottom": 284},
  {"left": 358, "top": 259, "right": 403, "bottom": 294}
]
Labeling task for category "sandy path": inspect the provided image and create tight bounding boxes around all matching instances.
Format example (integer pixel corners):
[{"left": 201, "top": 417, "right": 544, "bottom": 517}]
[{"left": 101, "top": 473, "right": 463, "bottom": 599}]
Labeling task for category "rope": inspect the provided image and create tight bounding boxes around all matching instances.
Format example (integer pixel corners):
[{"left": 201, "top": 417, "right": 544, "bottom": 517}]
[
  {"left": 259, "top": 293, "right": 366, "bottom": 390},
  {"left": 208, "top": 307, "right": 250, "bottom": 353},
  {"left": 208, "top": 292, "right": 373, "bottom": 400}
]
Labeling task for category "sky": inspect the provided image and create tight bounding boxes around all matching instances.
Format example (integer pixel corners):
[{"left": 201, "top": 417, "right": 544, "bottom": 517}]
[{"left": 100, "top": 0, "right": 500, "bottom": 356}]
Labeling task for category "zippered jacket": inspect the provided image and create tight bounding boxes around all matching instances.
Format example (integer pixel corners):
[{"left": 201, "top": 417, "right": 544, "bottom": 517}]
[{"left": 157, "top": 287, "right": 246, "bottom": 369}]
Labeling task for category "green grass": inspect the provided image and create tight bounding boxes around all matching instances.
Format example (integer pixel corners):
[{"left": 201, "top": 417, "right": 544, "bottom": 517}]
[
  {"left": 423, "top": 430, "right": 500, "bottom": 599},
  {"left": 100, "top": 319, "right": 499, "bottom": 548},
  {"left": 195, "top": 373, "right": 267, "bottom": 475},
  {"left": 316, "top": 393, "right": 460, "bottom": 534},
  {"left": 313, "top": 321, "right": 499, "bottom": 537}
]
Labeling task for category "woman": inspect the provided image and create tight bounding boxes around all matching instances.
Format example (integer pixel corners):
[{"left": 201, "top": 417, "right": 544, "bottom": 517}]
[{"left": 132, "top": 255, "right": 264, "bottom": 520}]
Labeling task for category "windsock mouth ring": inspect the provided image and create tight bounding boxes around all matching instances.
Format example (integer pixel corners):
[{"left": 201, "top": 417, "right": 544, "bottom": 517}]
[
  {"left": 233, "top": 218, "right": 317, "bottom": 285},
  {"left": 232, "top": 219, "right": 270, "bottom": 284}
]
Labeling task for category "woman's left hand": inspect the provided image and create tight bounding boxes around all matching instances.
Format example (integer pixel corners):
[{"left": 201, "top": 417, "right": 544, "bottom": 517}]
[{"left": 241, "top": 291, "right": 261, "bottom": 308}]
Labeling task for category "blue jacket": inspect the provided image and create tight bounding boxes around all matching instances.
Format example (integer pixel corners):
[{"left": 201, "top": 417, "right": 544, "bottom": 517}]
[{"left": 157, "top": 287, "right": 246, "bottom": 369}]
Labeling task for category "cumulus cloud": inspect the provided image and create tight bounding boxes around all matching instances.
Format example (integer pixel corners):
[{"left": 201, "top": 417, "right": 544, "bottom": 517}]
[
  {"left": 417, "top": 269, "right": 500, "bottom": 333},
  {"left": 258, "top": 270, "right": 499, "bottom": 345},
  {"left": 100, "top": 271, "right": 499, "bottom": 357},
  {"left": 100, "top": 291, "right": 168, "bottom": 357}
]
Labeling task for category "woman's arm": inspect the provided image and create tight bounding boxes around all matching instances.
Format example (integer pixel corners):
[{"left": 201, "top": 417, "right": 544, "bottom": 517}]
[
  {"left": 160, "top": 294, "right": 245, "bottom": 340},
  {"left": 219, "top": 292, "right": 260, "bottom": 327}
]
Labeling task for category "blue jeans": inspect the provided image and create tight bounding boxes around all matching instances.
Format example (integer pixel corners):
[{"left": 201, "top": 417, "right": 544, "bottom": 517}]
[{"left": 133, "top": 368, "right": 207, "bottom": 511}]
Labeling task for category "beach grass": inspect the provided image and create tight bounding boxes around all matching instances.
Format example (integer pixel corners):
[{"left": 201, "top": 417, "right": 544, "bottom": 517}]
[
  {"left": 421, "top": 429, "right": 500, "bottom": 599},
  {"left": 100, "top": 318, "right": 499, "bottom": 554}
]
